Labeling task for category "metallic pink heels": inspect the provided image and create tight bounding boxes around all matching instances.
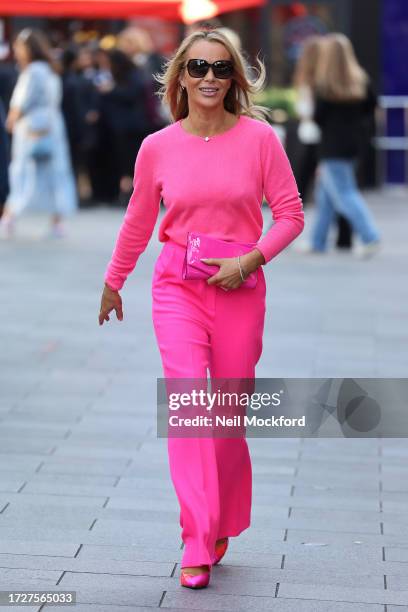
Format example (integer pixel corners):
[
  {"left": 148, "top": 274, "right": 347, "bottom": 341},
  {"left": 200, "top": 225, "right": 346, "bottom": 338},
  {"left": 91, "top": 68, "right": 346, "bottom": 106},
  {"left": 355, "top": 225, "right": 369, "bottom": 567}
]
[
  {"left": 211, "top": 537, "right": 229, "bottom": 565},
  {"left": 179, "top": 538, "right": 229, "bottom": 588},
  {"left": 180, "top": 566, "right": 211, "bottom": 589}
]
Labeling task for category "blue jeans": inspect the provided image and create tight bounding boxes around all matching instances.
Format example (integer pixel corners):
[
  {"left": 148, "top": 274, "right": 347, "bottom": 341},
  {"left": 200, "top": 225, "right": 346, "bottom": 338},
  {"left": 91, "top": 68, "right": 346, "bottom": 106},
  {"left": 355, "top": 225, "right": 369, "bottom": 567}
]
[{"left": 311, "top": 159, "right": 381, "bottom": 251}]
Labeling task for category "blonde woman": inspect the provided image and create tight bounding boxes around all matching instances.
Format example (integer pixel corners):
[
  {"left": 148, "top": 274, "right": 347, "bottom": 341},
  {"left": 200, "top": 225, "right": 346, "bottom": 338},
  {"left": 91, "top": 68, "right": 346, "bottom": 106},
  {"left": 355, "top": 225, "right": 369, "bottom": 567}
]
[
  {"left": 99, "top": 28, "right": 304, "bottom": 589},
  {"left": 309, "top": 33, "right": 381, "bottom": 257},
  {"left": 294, "top": 35, "right": 354, "bottom": 248}
]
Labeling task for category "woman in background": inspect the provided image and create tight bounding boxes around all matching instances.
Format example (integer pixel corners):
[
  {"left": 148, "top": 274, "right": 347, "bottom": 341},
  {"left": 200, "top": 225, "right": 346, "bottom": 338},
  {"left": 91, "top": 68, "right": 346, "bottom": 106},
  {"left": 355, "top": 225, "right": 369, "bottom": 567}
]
[
  {"left": 0, "top": 28, "right": 77, "bottom": 239},
  {"left": 293, "top": 34, "right": 353, "bottom": 249},
  {"left": 309, "top": 33, "right": 381, "bottom": 257}
]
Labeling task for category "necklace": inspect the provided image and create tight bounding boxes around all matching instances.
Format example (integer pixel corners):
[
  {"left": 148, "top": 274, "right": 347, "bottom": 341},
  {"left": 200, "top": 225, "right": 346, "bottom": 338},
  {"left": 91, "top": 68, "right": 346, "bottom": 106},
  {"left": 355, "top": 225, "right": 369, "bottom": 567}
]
[{"left": 180, "top": 116, "right": 240, "bottom": 142}]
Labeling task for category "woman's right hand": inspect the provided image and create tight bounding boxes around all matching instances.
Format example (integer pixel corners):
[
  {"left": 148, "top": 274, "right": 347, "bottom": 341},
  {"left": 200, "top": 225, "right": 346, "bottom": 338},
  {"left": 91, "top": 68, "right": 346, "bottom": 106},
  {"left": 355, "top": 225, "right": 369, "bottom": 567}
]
[
  {"left": 5, "top": 108, "right": 21, "bottom": 133},
  {"left": 99, "top": 283, "right": 123, "bottom": 325}
]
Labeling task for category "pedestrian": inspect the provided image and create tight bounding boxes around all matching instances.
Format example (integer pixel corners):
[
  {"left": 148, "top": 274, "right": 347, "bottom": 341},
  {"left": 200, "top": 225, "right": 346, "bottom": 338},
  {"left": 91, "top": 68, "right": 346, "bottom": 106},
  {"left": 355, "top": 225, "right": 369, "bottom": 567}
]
[
  {"left": 0, "top": 98, "right": 9, "bottom": 211},
  {"left": 99, "top": 28, "right": 304, "bottom": 589},
  {"left": 293, "top": 35, "right": 323, "bottom": 203},
  {"left": 116, "top": 26, "right": 168, "bottom": 130},
  {"left": 76, "top": 44, "right": 112, "bottom": 204},
  {"left": 60, "top": 46, "right": 86, "bottom": 176},
  {"left": 293, "top": 34, "right": 354, "bottom": 248},
  {"left": 98, "top": 49, "right": 152, "bottom": 200},
  {"left": 307, "top": 33, "right": 381, "bottom": 257},
  {"left": 0, "top": 48, "right": 18, "bottom": 113},
  {"left": 61, "top": 45, "right": 100, "bottom": 204},
  {"left": 0, "top": 28, "right": 77, "bottom": 239}
]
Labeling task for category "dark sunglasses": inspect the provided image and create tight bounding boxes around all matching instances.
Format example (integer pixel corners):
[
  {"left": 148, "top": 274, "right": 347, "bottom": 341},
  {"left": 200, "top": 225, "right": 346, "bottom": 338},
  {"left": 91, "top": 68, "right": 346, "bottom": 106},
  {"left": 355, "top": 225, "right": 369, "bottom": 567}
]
[{"left": 184, "top": 59, "right": 234, "bottom": 79}]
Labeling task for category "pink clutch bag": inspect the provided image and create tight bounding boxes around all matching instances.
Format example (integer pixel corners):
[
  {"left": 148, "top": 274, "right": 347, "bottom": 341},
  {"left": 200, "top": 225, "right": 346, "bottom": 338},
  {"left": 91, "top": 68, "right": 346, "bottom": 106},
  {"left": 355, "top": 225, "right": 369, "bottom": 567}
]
[{"left": 182, "top": 231, "right": 258, "bottom": 288}]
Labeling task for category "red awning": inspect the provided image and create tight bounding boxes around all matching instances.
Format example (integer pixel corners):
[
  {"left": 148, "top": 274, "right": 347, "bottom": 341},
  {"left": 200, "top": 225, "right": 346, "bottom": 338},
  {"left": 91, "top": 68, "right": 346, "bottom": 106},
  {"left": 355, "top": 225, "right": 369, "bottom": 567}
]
[{"left": 0, "top": 0, "right": 266, "bottom": 22}]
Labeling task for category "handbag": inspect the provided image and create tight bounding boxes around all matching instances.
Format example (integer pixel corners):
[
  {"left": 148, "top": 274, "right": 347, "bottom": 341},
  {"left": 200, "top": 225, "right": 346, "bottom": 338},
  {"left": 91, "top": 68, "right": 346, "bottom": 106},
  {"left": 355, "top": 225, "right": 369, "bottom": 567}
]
[
  {"left": 182, "top": 231, "right": 258, "bottom": 289},
  {"left": 27, "top": 131, "right": 53, "bottom": 161},
  {"left": 27, "top": 110, "right": 53, "bottom": 161}
]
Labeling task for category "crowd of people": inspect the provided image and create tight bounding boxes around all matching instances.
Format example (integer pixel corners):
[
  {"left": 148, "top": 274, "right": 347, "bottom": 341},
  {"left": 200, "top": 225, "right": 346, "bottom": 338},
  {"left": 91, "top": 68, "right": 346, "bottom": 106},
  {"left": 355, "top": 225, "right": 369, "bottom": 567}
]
[
  {"left": 0, "top": 26, "right": 168, "bottom": 238},
  {"left": 0, "top": 24, "right": 381, "bottom": 257},
  {"left": 60, "top": 28, "right": 168, "bottom": 204}
]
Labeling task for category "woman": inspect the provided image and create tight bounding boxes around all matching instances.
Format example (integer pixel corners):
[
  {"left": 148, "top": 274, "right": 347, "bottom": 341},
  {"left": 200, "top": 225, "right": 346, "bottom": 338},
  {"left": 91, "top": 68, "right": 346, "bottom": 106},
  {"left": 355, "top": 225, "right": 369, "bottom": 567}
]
[
  {"left": 99, "top": 28, "right": 304, "bottom": 589},
  {"left": 0, "top": 29, "right": 77, "bottom": 239},
  {"left": 294, "top": 35, "right": 353, "bottom": 248},
  {"left": 309, "top": 33, "right": 381, "bottom": 257}
]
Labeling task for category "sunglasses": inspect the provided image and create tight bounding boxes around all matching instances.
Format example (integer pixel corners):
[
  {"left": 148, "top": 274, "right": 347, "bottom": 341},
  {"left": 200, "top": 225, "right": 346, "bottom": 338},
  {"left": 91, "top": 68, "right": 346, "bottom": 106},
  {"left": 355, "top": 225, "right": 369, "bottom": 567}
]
[{"left": 184, "top": 59, "right": 234, "bottom": 79}]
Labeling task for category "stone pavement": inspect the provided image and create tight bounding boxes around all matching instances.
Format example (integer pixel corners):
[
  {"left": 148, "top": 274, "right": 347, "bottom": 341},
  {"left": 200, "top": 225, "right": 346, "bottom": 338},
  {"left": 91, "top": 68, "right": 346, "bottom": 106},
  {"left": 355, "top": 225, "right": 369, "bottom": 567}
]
[{"left": 0, "top": 188, "right": 408, "bottom": 611}]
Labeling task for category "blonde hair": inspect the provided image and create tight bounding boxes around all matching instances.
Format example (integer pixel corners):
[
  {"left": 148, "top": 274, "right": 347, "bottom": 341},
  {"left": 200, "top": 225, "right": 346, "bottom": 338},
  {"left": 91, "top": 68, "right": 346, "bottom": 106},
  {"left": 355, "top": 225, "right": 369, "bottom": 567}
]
[
  {"left": 216, "top": 27, "right": 242, "bottom": 52},
  {"left": 153, "top": 28, "right": 271, "bottom": 123},
  {"left": 293, "top": 35, "right": 324, "bottom": 91},
  {"left": 314, "top": 33, "right": 369, "bottom": 102}
]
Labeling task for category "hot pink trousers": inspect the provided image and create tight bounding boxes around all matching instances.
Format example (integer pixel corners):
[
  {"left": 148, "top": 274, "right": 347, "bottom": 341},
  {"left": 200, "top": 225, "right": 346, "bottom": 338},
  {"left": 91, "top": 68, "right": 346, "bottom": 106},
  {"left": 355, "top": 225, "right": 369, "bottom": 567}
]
[{"left": 151, "top": 239, "right": 266, "bottom": 568}]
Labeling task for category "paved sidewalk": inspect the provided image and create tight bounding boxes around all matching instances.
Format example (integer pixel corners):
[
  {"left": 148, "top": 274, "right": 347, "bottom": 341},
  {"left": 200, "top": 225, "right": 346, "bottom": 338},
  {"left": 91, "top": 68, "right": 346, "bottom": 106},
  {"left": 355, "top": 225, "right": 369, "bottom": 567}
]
[{"left": 0, "top": 188, "right": 408, "bottom": 611}]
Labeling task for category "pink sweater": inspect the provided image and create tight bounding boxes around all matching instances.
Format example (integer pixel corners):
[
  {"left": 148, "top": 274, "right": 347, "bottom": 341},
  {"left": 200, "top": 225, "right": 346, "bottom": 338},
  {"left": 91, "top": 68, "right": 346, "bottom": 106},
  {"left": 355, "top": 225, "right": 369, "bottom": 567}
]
[{"left": 104, "top": 114, "right": 304, "bottom": 291}]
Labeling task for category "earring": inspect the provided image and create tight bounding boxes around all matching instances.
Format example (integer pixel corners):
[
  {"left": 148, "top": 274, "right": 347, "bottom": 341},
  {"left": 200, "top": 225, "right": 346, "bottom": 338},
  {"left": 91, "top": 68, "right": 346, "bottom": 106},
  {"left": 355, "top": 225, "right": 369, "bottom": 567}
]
[{"left": 180, "top": 85, "right": 186, "bottom": 91}]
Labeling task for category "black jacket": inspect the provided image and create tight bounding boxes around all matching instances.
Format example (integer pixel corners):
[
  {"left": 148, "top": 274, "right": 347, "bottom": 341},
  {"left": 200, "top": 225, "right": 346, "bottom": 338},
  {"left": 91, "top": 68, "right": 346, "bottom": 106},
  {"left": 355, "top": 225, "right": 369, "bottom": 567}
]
[
  {"left": 101, "top": 68, "right": 150, "bottom": 135},
  {"left": 0, "top": 99, "right": 9, "bottom": 203},
  {"left": 314, "top": 81, "right": 377, "bottom": 159}
]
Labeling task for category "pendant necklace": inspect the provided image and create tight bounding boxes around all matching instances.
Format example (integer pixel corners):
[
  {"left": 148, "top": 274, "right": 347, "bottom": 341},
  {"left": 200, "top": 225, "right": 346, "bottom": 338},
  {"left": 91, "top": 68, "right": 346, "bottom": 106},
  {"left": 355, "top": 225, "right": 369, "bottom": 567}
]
[{"left": 182, "top": 119, "right": 211, "bottom": 141}]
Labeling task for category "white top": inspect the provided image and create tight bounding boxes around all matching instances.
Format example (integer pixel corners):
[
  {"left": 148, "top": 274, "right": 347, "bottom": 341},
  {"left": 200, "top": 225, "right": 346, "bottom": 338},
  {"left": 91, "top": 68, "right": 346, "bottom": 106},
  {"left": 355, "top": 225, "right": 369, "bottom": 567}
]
[{"left": 295, "top": 85, "right": 321, "bottom": 145}]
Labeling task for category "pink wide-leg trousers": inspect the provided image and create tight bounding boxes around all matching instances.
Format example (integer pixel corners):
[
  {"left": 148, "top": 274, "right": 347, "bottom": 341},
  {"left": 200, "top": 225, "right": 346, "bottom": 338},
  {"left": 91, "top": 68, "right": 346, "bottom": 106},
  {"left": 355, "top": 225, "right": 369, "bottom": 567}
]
[{"left": 151, "top": 239, "right": 266, "bottom": 568}]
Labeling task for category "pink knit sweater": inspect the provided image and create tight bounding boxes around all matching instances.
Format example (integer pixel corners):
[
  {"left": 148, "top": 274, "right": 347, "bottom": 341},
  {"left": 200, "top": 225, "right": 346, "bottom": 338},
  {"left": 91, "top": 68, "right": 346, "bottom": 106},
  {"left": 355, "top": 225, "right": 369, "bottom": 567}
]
[{"left": 104, "top": 114, "right": 304, "bottom": 290}]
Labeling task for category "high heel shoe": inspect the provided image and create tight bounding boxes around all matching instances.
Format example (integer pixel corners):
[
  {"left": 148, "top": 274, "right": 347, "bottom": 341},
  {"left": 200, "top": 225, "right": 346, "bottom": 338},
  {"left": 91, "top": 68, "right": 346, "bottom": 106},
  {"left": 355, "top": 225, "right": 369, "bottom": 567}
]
[
  {"left": 211, "top": 537, "right": 229, "bottom": 565},
  {"left": 180, "top": 566, "right": 211, "bottom": 589}
]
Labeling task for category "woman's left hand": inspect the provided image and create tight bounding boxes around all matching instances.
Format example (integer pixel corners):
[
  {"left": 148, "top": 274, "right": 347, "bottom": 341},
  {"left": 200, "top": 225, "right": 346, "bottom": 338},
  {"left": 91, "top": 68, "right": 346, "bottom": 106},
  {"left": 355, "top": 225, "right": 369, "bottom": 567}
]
[{"left": 202, "top": 249, "right": 265, "bottom": 291}]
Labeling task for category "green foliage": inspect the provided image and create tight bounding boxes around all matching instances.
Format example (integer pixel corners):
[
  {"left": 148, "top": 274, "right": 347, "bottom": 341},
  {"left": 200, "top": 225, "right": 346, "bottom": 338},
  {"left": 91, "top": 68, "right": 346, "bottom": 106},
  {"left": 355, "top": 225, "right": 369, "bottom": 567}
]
[{"left": 254, "top": 87, "right": 297, "bottom": 121}]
